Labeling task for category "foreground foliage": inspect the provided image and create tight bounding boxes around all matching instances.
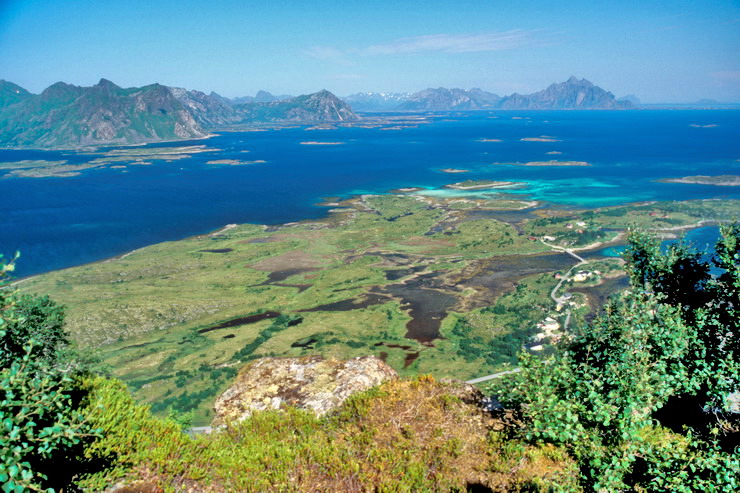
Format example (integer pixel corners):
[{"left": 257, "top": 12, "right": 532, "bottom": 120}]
[
  {"left": 3, "top": 223, "right": 738, "bottom": 491},
  {"left": 74, "top": 375, "right": 576, "bottom": 492},
  {"left": 0, "top": 257, "right": 97, "bottom": 492},
  {"left": 500, "top": 225, "right": 739, "bottom": 491},
  {"left": 21, "top": 196, "right": 738, "bottom": 424}
]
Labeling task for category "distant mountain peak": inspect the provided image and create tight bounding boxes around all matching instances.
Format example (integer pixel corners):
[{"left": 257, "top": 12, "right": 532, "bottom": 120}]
[
  {"left": 399, "top": 87, "right": 501, "bottom": 111},
  {"left": 0, "top": 79, "right": 204, "bottom": 148},
  {"left": 96, "top": 78, "right": 119, "bottom": 88},
  {"left": 560, "top": 76, "right": 593, "bottom": 87},
  {"left": 343, "top": 91, "right": 411, "bottom": 112},
  {"left": 254, "top": 90, "right": 275, "bottom": 102},
  {"left": 0, "top": 79, "right": 32, "bottom": 107},
  {"left": 392, "top": 78, "right": 628, "bottom": 112},
  {"left": 497, "top": 77, "right": 626, "bottom": 110}
]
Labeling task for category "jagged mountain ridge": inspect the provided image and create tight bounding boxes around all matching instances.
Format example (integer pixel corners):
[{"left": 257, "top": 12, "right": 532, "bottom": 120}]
[
  {"left": 0, "top": 80, "right": 357, "bottom": 148},
  {"left": 169, "top": 87, "right": 357, "bottom": 126},
  {"left": 0, "top": 80, "right": 32, "bottom": 107},
  {"left": 343, "top": 92, "right": 411, "bottom": 112},
  {"left": 231, "top": 90, "right": 293, "bottom": 104},
  {"left": 349, "top": 77, "right": 632, "bottom": 111},
  {"left": 399, "top": 87, "right": 501, "bottom": 111},
  {"left": 232, "top": 90, "right": 358, "bottom": 123},
  {"left": 497, "top": 76, "right": 630, "bottom": 110},
  {"left": 0, "top": 79, "right": 205, "bottom": 148}
]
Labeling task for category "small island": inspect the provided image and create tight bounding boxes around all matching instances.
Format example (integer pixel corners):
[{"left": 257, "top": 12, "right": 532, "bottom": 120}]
[
  {"left": 0, "top": 144, "right": 229, "bottom": 178},
  {"left": 206, "top": 159, "right": 267, "bottom": 166},
  {"left": 440, "top": 168, "right": 470, "bottom": 173},
  {"left": 444, "top": 179, "right": 524, "bottom": 190},
  {"left": 299, "top": 141, "right": 344, "bottom": 145},
  {"left": 657, "top": 175, "right": 740, "bottom": 187},
  {"left": 304, "top": 124, "right": 338, "bottom": 131},
  {"left": 388, "top": 187, "right": 426, "bottom": 193},
  {"left": 521, "top": 136, "right": 561, "bottom": 142},
  {"left": 476, "top": 138, "right": 503, "bottom": 142},
  {"left": 492, "top": 160, "right": 590, "bottom": 167}
]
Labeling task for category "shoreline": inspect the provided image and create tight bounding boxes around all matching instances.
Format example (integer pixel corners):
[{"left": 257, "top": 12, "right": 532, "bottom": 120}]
[
  {"left": 10, "top": 192, "right": 729, "bottom": 285},
  {"left": 0, "top": 132, "right": 218, "bottom": 153}
]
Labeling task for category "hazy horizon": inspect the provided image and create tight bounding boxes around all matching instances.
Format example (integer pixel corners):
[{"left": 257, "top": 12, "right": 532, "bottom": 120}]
[{"left": 1, "top": 0, "right": 738, "bottom": 103}]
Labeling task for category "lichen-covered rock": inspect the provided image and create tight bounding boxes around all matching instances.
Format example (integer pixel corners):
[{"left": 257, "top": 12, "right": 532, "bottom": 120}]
[{"left": 212, "top": 355, "right": 398, "bottom": 425}]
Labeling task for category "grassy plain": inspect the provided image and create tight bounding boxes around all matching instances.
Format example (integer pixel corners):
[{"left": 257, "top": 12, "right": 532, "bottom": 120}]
[{"left": 20, "top": 193, "right": 739, "bottom": 424}]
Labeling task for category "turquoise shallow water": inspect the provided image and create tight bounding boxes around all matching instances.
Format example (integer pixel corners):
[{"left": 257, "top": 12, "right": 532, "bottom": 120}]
[
  {"left": 1, "top": 110, "right": 738, "bottom": 277},
  {"left": 597, "top": 225, "right": 723, "bottom": 258}
]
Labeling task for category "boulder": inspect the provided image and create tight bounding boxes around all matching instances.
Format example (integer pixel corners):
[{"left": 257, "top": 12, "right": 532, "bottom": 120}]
[{"left": 212, "top": 355, "right": 398, "bottom": 425}]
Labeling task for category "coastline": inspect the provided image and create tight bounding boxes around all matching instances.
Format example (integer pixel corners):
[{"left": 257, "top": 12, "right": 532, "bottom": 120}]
[
  {"left": 0, "top": 132, "right": 218, "bottom": 152},
  {"left": 11, "top": 191, "right": 728, "bottom": 285}
]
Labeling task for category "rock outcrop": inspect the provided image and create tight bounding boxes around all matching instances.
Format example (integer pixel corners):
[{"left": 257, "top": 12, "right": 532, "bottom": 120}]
[{"left": 212, "top": 355, "right": 397, "bottom": 425}]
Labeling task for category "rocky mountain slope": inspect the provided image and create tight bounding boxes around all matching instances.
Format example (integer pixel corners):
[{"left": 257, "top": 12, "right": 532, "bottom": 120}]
[
  {"left": 0, "top": 79, "right": 32, "bottom": 107},
  {"left": 497, "top": 76, "right": 630, "bottom": 110},
  {"left": 399, "top": 87, "right": 501, "bottom": 111},
  {"left": 0, "top": 80, "right": 357, "bottom": 148},
  {"left": 234, "top": 89, "right": 358, "bottom": 123},
  {"left": 231, "top": 90, "right": 293, "bottom": 104},
  {"left": 168, "top": 87, "right": 239, "bottom": 126},
  {"left": 343, "top": 92, "right": 411, "bottom": 112},
  {"left": 0, "top": 79, "right": 205, "bottom": 148}
]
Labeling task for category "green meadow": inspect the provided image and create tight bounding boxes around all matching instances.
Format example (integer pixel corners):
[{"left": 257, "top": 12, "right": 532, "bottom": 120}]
[{"left": 20, "top": 192, "right": 739, "bottom": 424}]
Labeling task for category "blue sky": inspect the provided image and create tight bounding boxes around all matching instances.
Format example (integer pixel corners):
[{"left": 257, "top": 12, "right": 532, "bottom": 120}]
[{"left": 0, "top": 0, "right": 738, "bottom": 102}]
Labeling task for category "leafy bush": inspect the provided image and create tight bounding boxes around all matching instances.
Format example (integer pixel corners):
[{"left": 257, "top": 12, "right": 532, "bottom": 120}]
[
  {"left": 498, "top": 226, "right": 739, "bottom": 490},
  {"left": 0, "top": 256, "right": 98, "bottom": 492},
  {"left": 0, "top": 294, "right": 66, "bottom": 367}
]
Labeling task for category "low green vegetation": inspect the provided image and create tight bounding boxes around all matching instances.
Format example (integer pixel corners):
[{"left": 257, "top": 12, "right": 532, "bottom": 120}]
[
  {"left": 18, "top": 195, "right": 740, "bottom": 424},
  {"left": 494, "top": 225, "right": 739, "bottom": 491},
  {"left": 448, "top": 272, "right": 557, "bottom": 366},
  {"left": 0, "top": 257, "right": 99, "bottom": 491},
  {"left": 2, "top": 225, "right": 738, "bottom": 491}
]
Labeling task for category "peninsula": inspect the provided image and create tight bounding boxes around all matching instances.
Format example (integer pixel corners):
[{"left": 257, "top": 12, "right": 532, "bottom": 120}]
[{"left": 20, "top": 188, "right": 736, "bottom": 425}]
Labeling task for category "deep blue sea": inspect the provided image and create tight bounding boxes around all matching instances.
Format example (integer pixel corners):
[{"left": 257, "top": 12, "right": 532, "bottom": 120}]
[{"left": 1, "top": 110, "right": 738, "bottom": 277}]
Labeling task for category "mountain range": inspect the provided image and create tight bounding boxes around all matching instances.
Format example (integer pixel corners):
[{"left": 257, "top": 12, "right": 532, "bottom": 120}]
[
  {"left": 345, "top": 77, "right": 632, "bottom": 112},
  {"left": 0, "top": 79, "right": 357, "bottom": 148},
  {"left": 343, "top": 92, "right": 411, "bottom": 112},
  {"left": 0, "top": 76, "right": 633, "bottom": 148}
]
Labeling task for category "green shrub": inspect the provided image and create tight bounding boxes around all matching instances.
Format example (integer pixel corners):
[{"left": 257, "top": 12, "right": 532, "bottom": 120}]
[
  {"left": 499, "top": 226, "right": 740, "bottom": 490},
  {"left": 0, "top": 256, "right": 97, "bottom": 492}
]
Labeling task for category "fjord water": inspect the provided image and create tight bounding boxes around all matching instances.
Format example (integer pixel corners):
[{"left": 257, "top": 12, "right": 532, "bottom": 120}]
[{"left": 1, "top": 110, "right": 738, "bottom": 277}]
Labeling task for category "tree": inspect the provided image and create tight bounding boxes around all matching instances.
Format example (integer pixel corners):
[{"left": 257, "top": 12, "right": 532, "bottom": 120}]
[
  {"left": 1, "top": 294, "right": 67, "bottom": 368},
  {"left": 0, "top": 256, "right": 97, "bottom": 492},
  {"left": 499, "top": 226, "right": 739, "bottom": 491}
]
